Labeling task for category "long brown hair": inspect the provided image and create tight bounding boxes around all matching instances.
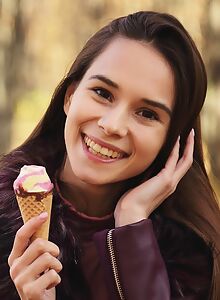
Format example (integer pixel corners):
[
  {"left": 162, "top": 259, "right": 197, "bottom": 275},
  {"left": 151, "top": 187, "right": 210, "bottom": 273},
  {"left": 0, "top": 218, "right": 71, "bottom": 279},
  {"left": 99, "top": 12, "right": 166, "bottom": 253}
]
[{"left": 1, "top": 11, "right": 220, "bottom": 299}]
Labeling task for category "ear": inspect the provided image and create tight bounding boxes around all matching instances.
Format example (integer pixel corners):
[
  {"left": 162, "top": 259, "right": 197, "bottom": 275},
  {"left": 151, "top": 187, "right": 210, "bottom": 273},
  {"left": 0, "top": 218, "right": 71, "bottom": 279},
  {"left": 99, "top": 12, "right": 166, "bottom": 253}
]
[{"left": 63, "top": 83, "right": 77, "bottom": 115}]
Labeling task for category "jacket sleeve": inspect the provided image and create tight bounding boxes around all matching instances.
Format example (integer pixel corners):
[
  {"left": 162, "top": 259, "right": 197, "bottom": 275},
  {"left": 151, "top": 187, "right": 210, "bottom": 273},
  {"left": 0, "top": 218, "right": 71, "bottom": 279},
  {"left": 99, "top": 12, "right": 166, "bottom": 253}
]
[
  {"left": 93, "top": 219, "right": 170, "bottom": 300},
  {"left": 93, "top": 216, "right": 213, "bottom": 300}
]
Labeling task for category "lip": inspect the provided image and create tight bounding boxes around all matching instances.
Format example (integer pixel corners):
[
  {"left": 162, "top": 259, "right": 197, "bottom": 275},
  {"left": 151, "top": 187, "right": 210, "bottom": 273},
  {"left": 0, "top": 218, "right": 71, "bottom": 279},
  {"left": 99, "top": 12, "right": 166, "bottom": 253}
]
[
  {"left": 82, "top": 133, "right": 128, "bottom": 156},
  {"left": 81, "top": 134, "right": 127, "bottom": 163}
]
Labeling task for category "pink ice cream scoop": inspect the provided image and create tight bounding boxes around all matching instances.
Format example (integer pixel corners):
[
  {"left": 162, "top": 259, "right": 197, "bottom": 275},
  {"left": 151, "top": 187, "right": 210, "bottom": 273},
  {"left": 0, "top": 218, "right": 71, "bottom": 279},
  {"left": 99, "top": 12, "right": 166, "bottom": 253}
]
[{"left": 13, "top": 165, "right": 53, "bottom": 195}]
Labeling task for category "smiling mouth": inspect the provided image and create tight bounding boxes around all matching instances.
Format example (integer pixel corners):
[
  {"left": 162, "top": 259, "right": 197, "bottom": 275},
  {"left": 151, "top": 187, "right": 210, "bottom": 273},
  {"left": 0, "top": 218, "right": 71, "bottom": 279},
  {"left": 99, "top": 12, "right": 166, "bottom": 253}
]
[{"left": 82, "top": 133, "right": 128, "bottom": 160}]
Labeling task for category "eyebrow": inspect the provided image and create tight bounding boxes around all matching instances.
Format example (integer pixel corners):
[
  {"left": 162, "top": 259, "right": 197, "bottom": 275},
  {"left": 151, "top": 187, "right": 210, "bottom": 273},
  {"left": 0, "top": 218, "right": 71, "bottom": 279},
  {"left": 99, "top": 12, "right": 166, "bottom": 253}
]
[{"left": 89, "top": 74, "right": 172, "bottom": 117}]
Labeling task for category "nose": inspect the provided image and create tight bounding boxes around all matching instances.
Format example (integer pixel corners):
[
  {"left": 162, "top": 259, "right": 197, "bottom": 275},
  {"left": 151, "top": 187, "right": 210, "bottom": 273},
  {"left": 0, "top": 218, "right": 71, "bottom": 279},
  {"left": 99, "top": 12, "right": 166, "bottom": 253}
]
[{"left": 98, "top": 107, "right": 128, "bottom": 137}]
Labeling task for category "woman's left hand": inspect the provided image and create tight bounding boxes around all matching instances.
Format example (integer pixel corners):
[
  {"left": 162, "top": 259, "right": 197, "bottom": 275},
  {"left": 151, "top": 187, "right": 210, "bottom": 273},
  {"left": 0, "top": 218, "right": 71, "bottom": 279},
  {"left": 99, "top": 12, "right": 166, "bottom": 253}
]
[{"left": 114, "top": 130, "right": 194, "bottom": 227}]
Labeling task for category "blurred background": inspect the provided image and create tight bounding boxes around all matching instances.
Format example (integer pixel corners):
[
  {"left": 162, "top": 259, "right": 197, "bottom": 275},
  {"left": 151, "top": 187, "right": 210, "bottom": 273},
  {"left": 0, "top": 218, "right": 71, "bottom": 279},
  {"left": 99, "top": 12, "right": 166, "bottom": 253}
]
[{"left": 0, "top": 0, "right": 219, "bottom": 197}]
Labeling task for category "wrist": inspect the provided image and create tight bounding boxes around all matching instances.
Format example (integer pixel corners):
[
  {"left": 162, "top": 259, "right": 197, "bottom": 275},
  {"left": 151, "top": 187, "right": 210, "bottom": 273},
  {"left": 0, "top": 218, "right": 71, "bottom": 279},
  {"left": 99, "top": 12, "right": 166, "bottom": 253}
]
[{"left": 115, "top": 209, "right": 148, "bottom": 227}]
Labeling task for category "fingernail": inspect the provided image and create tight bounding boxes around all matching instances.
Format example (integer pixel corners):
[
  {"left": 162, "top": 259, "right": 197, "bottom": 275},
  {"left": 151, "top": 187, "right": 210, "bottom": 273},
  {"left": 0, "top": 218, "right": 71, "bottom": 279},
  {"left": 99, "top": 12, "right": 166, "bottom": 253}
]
[
  {"left": 191, "top": 129, "right": 195, "bottom": 136},
  {"left": 39, "top": 212, "right": 48, "bottom": 220}
]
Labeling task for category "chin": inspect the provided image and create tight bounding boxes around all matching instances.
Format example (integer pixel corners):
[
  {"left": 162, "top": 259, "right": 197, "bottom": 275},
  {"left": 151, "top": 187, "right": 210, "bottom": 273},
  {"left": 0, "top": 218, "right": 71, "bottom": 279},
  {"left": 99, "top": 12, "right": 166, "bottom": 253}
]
[{"left": 74, "top": 170, "right": 110, "bottom": 185}]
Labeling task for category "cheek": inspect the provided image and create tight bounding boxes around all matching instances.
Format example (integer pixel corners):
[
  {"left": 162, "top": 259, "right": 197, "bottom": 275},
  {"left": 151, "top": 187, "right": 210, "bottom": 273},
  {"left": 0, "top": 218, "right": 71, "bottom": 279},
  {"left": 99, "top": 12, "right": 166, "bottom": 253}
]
[
  {"left": 65, "top": 99, "right": 86, "bottom": 134},
  {"left": 67, "top": 94, "right": 101, "bottom": 125},
  {"left": 135, "top": 130, "right": 166, "bottom": 168},
  {"left": 64, "top": 108, "right": 81, "bottom": 149}
]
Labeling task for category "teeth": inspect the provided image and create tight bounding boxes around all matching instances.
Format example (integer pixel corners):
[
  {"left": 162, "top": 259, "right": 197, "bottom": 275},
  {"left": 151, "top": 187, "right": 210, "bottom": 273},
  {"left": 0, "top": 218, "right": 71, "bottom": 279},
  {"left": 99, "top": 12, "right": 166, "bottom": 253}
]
[
  {"left": 100, "top": 147, "right": 109, "bottom": 156},
  {"left": 89, "top": 147, "right": 97, "bottom": 155},
  {"left": 93, "top": 143, "right": 101, "bottom": 152},
  {"left": 90, "top": 141, "right": 95, "bottom": 148},
  {"left": 107, "top": 150, "right": 113, "bottom": 157},
  {"left": 84, "top": 135, "right": 122, "bottom": 158},
  {"left": 112, "top": 151, "right": 118, "bottom": 158}
]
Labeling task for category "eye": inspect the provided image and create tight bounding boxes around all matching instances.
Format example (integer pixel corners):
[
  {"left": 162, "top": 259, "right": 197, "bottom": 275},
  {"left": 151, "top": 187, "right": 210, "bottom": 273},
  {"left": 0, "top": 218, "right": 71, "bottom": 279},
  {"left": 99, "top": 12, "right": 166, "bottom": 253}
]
[
  {"left": 136, "top": 109, "right": 159, "bottom": 121},
  {"left": 91, "top": 87, "right": 113, "bottom": 102}
]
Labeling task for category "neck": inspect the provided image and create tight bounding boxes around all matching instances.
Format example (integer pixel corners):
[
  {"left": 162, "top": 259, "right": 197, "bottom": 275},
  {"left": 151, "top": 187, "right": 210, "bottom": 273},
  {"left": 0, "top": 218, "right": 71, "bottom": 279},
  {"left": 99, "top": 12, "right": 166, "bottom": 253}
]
[{"left": 58, "top": 162, "right": 127, "bottom": 218}]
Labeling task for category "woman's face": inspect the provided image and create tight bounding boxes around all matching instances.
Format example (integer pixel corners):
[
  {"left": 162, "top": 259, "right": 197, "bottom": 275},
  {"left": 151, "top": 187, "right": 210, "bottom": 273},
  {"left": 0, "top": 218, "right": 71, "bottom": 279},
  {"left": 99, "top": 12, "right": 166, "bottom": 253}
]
[{"left": 63, "top": 37, "right": 175, "bottom": 185}]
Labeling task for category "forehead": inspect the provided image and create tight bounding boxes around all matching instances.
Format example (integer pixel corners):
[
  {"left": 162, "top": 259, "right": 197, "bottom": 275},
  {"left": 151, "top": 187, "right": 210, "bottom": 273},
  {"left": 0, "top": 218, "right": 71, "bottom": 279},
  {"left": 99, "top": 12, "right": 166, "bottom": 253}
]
[{"left": 83, "top": 37, "right": 175, "bottom": 109}]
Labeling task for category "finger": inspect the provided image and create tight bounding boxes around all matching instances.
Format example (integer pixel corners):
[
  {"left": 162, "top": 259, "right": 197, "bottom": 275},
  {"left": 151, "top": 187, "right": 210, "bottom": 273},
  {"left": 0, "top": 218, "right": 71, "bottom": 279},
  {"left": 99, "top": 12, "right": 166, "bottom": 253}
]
[
  {"left": 9, "top": 239, "right": 60, "bottom": 280},
  {"left": 19, "top": 238, "right": 59, "bottom": 265},
  {"left": 175, "top": 129, "right": 194, "bottom": 181},
  {"left": 41, "top": 269, "right": 61, "bottom": 290},
  {"left": 23, "top": 270, "right": 61, "bottom": 298},
  {"left": 164, "top": 136, "right": 180, "bottom": 172},
  {"left": 8, "top": 212, "right": 48, "bottom": 267},
  {"left": 16, "top": 253, "right": 62, "bottom": 284},
  {"left": 29, "top": 253, "right": 62, "bottom": 278}
]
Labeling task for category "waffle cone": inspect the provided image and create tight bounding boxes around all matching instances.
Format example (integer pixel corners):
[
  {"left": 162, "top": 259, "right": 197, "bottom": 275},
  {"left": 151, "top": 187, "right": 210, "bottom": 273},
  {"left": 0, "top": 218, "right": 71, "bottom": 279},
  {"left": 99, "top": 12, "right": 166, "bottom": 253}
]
[{"left": 16, "top": 193, "right": 52, "bottom": 241}]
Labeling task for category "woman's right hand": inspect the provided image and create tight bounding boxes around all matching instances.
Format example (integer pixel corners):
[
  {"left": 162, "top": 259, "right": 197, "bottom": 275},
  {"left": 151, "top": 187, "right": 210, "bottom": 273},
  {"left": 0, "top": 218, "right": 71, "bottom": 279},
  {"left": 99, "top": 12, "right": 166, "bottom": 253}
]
[{"left": 8, "top": 212, "right": 62, "bottom": 300}]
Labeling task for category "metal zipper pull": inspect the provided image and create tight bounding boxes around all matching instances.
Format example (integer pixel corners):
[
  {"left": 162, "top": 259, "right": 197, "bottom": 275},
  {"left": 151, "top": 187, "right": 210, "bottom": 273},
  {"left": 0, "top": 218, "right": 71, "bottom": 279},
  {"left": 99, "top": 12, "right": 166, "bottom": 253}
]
[{"left": 107, "top": 229, "right": 126, "bottom": 300}]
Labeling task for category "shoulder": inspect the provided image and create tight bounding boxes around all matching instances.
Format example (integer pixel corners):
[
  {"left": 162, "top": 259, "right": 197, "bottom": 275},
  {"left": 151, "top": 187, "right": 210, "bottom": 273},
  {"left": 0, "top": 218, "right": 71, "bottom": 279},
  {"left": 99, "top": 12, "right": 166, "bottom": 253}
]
[
  {"left": 151, "top": 213, "right": 212, "bottom": 259},
  {"left": 151, "top": 213, "right": 213, "bottom": 298}
]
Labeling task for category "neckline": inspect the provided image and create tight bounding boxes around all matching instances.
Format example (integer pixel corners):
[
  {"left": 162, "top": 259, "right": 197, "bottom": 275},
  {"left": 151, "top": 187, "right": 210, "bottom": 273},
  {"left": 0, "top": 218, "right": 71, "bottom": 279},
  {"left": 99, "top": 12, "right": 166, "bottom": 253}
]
[{"left": 54, "top": 177, "right": 114, "bottom": 222}]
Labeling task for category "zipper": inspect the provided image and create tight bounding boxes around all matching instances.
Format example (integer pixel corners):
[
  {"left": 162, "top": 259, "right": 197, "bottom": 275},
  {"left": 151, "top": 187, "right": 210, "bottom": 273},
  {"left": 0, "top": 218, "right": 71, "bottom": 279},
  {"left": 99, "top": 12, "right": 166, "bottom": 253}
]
[{"left": 107, "top": 229, "right": 125, "bottom": 300}]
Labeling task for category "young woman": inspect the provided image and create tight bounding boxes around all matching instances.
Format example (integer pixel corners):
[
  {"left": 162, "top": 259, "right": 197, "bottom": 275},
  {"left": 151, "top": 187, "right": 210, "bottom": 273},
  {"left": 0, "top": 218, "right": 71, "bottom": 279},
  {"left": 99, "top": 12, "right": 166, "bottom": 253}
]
[{"left": 0, "top": 11, "right": 219, "bottom": 300}]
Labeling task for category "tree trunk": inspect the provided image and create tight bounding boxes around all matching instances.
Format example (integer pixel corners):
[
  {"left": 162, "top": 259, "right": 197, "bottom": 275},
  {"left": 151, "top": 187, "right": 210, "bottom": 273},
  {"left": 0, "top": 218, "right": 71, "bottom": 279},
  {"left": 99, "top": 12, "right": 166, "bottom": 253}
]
[{"left": 0, "top": 0, "right": 26, "bottom": 155}]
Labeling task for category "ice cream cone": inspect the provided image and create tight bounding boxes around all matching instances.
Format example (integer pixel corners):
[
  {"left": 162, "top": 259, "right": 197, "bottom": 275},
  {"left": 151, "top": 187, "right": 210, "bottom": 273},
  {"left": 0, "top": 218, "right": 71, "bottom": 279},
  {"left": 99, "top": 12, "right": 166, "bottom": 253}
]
[
  {"left": 13, "top": 165, "right": 54, "bottom": 241},
  {"left": 16, "top": 192, "right": 52, "bottom": 241}
]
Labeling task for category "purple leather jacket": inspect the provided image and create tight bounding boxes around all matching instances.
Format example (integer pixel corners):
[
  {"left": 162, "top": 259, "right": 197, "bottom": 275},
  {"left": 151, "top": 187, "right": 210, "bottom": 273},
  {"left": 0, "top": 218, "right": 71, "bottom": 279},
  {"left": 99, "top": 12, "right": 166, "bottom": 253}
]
[
  {"left": 93, "top": 215, "right": 213, "bottom": 300},
  {"left": 94, "top": 219, "right": 170, "bottom": 300},
  {"left": 0, "top": 187, "right": 213, "bottom": 300}
]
